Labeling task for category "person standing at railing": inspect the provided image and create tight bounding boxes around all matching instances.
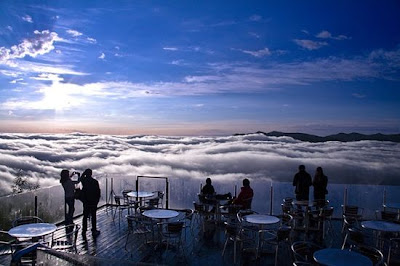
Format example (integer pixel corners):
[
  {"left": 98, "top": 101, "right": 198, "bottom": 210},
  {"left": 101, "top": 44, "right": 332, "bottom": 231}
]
[
  {"left": 81, "top": 168, "right": 101, "bottom": 238},
  {"left": 313, "top": 166, "right": 328, "bottom": 201},
  {"left": 60, "top": 169, "right": 80, "bottom": 225},
  {"left": 293, "top": 165, "right": 312, "bottom": 201}
]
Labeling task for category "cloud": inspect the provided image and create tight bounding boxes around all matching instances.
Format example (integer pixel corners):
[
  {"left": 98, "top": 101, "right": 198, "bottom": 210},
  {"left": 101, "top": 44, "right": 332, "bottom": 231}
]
[
  {"left": 316, "top": 30, "right": 350, "bottom": 40},
  {"left": 0, "top": 133, "right": 398, "bottom": 196},
  {"left": 0, "top": 30, "right": 60, "bottom": 64},
  {"left": 249, "top": 15, "right": 262, "bottom": 21},
  {"left": 22, "top": 15, "right": 33, "bottom": 23},
  {"left": 248, "top": 32, "right": 260, "bottom": 39},
  {"left": 352, "top": 93, "right": 366, "bottom": 98},
  {"left": 241, "top": 48, "right": 271, "bottom": 57},
  {"left": 163, "top": 47, "right": 178, "bottom": 51},
  {"left": 293, "top": 39, "right": 328, "bottom": 50},
  {"left": 99, "top": 52, "right": 105, "bottom": 59},
  {"left": 66, "top": 29, "right": 83, "bottom": 37},
  {"left": 87, "top": 37, "right": 97, "bottom": 43}
]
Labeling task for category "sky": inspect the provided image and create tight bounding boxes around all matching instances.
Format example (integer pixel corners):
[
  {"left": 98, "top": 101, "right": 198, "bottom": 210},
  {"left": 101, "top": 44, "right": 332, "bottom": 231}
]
[
  {"left": 1, "top": 133, "right": 399, "bottom": 196},
  {"left": 0, "top": 1, "right": 400, "bottom": 136}
]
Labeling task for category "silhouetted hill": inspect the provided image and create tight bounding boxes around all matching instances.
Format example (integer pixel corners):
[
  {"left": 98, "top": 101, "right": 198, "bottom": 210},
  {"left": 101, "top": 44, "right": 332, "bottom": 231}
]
[{"left": 235, "top": 131, "right": 400, "bottom": 143}]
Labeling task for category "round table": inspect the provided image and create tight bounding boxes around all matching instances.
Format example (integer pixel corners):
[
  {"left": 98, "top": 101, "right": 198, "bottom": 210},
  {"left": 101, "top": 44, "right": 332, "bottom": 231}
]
[
  {"left": 8, "top": 223, "right": 57, "bottom": 238},
  {"left": 361, "top": 220, "right": 400, "bottom": 232},
  {"left": 243, "top": 214, "right": 280, "bottom": 225},
  {"left": 313, "top": 248, "right": 372, "bottom": 266},
  {"left": 142, "top": 209, "right": 179, "bottom": 220},
  {"left": 127, "top": 191, "right": 155, "bottom": 198}
]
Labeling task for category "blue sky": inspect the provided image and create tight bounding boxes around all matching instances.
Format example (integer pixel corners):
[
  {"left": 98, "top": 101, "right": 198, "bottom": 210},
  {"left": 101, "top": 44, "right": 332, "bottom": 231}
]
[{"left": 0, "top": 1, "right": 399, "bottom": 136}]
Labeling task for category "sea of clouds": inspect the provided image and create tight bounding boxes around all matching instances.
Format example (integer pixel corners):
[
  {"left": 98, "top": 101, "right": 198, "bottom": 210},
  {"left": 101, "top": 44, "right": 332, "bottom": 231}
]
[{"left": 0, "top": 132, "right": 399, "bottom": 196}]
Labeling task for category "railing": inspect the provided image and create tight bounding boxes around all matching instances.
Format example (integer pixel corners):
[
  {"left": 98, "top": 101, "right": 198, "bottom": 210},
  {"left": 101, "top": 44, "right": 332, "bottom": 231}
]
[{"left": 1, "top": 173, "right": 399, "bottom": 230}]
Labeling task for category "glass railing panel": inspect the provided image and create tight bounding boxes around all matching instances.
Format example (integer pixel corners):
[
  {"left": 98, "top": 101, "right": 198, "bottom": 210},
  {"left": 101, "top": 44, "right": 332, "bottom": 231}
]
[
  {"left": 2, "top": 173, "right": 399, "bottom": 230},
  {"left": 346, "top": 184, "right": 386, "bottom": 219}
]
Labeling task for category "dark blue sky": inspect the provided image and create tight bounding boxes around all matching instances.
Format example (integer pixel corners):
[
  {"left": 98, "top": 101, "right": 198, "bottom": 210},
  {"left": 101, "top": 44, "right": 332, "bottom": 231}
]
[{"left": 0, "top": 1, "right": 399, "bottom": 135}]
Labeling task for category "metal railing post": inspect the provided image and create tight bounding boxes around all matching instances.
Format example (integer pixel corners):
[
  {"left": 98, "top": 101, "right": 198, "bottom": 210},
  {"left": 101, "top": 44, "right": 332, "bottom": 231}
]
[
  {"left": 34, "top": 196, "right": 38, "bottom": 217},
  {"left": 166, "top": 179, "right": 169, "bottom": 209},
  {"left": 270, "top": 184, "right": 273, "bottom": 215}
]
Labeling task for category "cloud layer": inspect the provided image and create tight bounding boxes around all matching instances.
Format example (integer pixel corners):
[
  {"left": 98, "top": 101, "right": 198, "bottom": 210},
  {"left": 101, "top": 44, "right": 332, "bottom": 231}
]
[{"left": 0, "top": 133, "right": 398, "bottom": 196}]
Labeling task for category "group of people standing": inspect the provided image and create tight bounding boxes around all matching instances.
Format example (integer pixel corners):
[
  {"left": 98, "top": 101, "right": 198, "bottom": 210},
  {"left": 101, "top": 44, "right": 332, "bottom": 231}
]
[
  {"left": 293, "top": 165, "right": 328, "bottom": 201},
  {"left": 60, "top": 168, "right": 101, "bottom": 238}
]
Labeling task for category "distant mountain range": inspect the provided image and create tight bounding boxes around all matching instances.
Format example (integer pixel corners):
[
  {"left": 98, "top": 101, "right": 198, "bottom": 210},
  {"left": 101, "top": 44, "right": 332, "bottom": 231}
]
[{"left": 236, "top": 131, "right": 400, "bottom": 143}]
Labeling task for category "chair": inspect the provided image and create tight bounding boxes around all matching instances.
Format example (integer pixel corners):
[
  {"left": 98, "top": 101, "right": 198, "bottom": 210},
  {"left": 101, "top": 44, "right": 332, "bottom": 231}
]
[
  {"left": 155, "top": 191, "right": 165, "bottom": 208},
  {"left": 160, "top": 221, "right": 185, "bottom": 254},
  {"left": 113, "top": 194, "right": 131, "bottom": 225},
  {"left": 375, "top": 210, "right": 398, "bottom": 222},
  {"left": 193, "top": 202, "right": 208, "bottom": 234},
  {"left": 0, "top": 230, "right": 15, "bottom": 256},
  {"left": 125, "top": 214, "right": 152, "bottom": 251},
  {"left": 350, "top": 244, "right": 384, "bottom": 266},
  {"left": 291, "top": 241, "right": 322, "bottom": 263},
  {"left": 122, "top": 189, "right": 139, "bottom": 214},
  {"left": 236, "top": 210, "right": 258, "bottom": 243},
  {"left": 341, "top": 205, "right": 363, "bottom": 233},
  {"left": 222, "top": 204, "right": 242, "bottom": 223},
  {"left": 145, "top": 198, "right": 160, "bottom": 209},
  {"left": 269, "top": 227, "right": 292, "bottom": 266},
  {"left": 311, "top": 206, "right": 334, "bottom": 240},
  {"left": 181, "top": 209, "right": 194, "bottom": 240},
  {"left": 222, "top": 221, "right": 245, "bottom": 264},
  {"left": 51, "top": 224, "right": 80, "bottom": 253},
  {"left": 12, "top": 216, "right": 43, "bottom": 227},
  {"left": 387, "top": 238, "right": 400, "bottom": 265},
  {"left": 341, "top": 227, "right": 368, "bottom": 250}
]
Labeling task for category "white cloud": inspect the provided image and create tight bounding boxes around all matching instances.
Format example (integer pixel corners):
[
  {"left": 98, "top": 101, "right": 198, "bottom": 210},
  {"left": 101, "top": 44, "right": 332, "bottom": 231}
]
[
  {"left": 248, "top": 32, "right": 260, "bottom": 39},
  {"left": 249, "top": 15, "right": 262, "bottom": 21},
  {"left": 0, "top": 30, "right": 60, "bottom": 63},
  {"left": 87, "top": 37, "right": 97, "bottom": 43},
  {"left": 163, "top": 47, "right": 178, "bottom": 51},
  {"left": 99, "top": 52, "right": 105, "bottom": 59},
  {"left": 293, "top": 39, "right": 328, "bottom": 50},
  {"left": 352, "top": 93, "right": 366, "bottom": 98},
  {"left": 0, "top": 133, "right": 398, "bottom": 197},
  {"left": 22, "top": 15, "right": 33, "bottom": 23},
  {"left": 66, "top": 29, "right": 83, "bottom": 37},
  {"left": 316, "top": 30, "right": 350, "bottom": 40},
  {"left": 241, "top": 48, "right": 271, "bottom": 57}
]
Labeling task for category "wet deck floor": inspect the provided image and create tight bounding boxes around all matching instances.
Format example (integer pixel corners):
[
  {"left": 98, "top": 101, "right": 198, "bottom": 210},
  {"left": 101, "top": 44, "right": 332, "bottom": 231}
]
[{"left": 1, "top": 205, "right": 346, "bottom": 265}]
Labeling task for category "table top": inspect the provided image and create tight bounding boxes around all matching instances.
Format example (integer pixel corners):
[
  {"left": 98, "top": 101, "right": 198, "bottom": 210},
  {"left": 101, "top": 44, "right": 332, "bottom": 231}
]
[
  {"left": 361, "top": 220, "right": 400, "bottom": 232},
  {"left": 8, "top": 223, "right": 57, "bottom": 238},
  {"left": 384, "top": 202, "right": 400, "bottom": 209},
  {"left": 243, "top": 214, "right": 280, "bottom": 225},
  {"left": 127, "top": 191, "right": 155, "bottom": 198},
  {"left": 313, "top": 248, "right": 372, "bottom": 266},
  {"left": 142, "top": 209, "right": 179, "bottom": 219}
]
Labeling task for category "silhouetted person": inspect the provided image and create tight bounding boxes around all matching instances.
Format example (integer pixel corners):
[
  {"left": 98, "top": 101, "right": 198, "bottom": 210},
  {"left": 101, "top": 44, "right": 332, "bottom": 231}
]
[
  {"left": 313, "top": 166, "right": 328, "bottom": 201},
  {"left": 81, "top": 169, "right": 101, "bottom": 237},
  {"left": 293, "top": 165, "right": 312, "bottom": 201},
  {"left": 60, "top": 169, "right": 79, "bottom": 225},
  {"left": 202, "top": 178, "right": 215, "bottom": 196},
  {"left": 232, "top": 178, "right": 254, "bottom": 209}
]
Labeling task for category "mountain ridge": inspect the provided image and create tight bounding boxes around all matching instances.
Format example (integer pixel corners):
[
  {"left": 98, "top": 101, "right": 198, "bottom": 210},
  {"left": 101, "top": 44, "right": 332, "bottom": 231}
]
[{"left": 235, "top": 131, "right": 400, "bottom": 143}]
